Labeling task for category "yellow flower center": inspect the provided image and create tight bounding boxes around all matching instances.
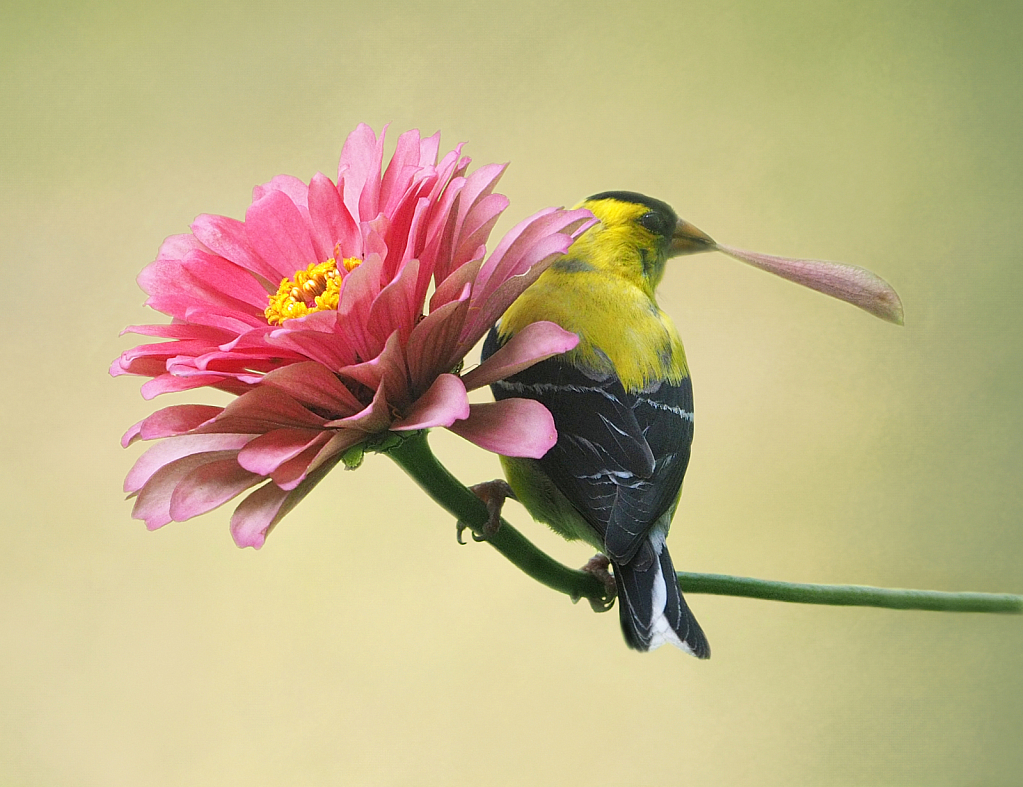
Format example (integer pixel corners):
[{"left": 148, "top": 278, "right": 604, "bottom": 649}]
[{"left": 265, "top": 255, "right": 361, "bottom": 326}]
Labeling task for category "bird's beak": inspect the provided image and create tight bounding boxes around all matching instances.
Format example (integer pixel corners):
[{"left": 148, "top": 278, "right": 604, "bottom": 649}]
[{"left": 668, "top": 219, "right": 717, "bottom": 257}]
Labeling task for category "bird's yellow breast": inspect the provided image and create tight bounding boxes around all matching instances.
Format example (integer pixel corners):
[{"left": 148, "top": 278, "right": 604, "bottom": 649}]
[{"left": 499, "top": 265, "right": 689, "bottom": 391}]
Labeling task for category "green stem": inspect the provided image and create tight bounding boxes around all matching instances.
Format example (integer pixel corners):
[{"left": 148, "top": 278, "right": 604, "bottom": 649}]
[
  {"left": 386, "top": 431, "right": 1023, "bottom": 615},
  {"left": 385, "top": 430, "right": 610, "bottom": 607},
  {"left": 678, "top": 573, "right": 1023, "bottom": 613}
]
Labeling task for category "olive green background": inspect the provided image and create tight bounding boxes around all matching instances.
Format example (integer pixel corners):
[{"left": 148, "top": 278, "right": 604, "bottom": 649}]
[{"left": 2, "top": 1, "right": 1021, "bottom": 784}]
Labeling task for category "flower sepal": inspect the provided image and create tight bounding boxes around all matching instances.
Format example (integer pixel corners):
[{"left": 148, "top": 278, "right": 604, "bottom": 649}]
[{"left": 340, "top": 429, "right": 420, "bottom": 471}]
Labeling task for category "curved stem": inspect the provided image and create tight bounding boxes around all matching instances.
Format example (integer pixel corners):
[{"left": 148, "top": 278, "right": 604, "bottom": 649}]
[
  {"left": 385, "top": 430, "right": 610, "bottom": 607},
  {"left": 386, "top": 430, "right": 1023, "bottom": 615}
]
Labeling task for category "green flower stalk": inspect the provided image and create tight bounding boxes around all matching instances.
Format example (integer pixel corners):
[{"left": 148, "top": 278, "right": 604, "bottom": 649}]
[{"left": 387, "top": 430, "right": 1022, "bottom": 618}]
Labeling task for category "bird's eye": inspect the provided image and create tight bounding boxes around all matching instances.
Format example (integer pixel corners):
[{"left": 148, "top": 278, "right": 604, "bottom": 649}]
[{"left": 639, "top": 211, "right": 668, "bottom": 236}]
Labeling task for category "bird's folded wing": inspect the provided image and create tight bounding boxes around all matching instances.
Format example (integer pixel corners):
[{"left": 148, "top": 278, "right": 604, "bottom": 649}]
[{"left": 485, "top": 327, "right": 694, "bottom": 563}]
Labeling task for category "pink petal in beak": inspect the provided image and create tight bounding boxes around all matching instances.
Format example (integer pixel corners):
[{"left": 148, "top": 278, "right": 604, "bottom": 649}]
[
  {"left": 715, "top": 243, "right": 905, "bottom": 325},
  {"left": 668, "top": 217, "right": 904, "bottom": 325}
]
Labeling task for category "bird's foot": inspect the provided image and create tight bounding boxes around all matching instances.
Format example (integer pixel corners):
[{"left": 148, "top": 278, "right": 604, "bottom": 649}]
[
  {"left": 578, "top": 554, "right": 617, "bottom": 612},
  {"left": 456, "top": 479, "right": 517, "bottom": 544}
]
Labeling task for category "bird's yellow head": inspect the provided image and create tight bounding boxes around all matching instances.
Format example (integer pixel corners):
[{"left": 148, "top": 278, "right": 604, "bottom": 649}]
[
  {"left": 567, "top": 191, "right": 716, "bottom": 296},
  {"left": 499, "top": 191, "right": 715, "bottom": 384}
]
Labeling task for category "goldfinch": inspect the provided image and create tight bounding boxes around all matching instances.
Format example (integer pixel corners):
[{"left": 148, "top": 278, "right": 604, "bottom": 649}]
[
  {"left": 482, "top": 192, "right": 715, "bottom": 655},
  {"left": 480, "top": 191, "right": 902, "bottom": 655}
]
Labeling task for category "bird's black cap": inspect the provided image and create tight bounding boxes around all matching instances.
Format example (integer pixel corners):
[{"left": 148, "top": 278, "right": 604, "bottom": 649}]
[
  {"left": 586, "top": 191, "right": 678, "bottom": 222},
  {"left": 587, "top": 191, "right": 680, "bottom": 239}
]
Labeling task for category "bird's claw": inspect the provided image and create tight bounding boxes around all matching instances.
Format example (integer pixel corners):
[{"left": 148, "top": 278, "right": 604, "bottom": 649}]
[
  {"left": 455, "top": 520, "right": 489, "bottom": 545},
  {"left": 455, "top": 479, "right": 516, "bottom": 543},
  {"left": 577, "top": 554, "right": 617, "bottom": 613}
]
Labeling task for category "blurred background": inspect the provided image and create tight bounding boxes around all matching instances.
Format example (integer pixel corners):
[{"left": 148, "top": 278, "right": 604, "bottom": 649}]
[{"left": 2, "top": 0, "right": 1021, "bottom": 784}]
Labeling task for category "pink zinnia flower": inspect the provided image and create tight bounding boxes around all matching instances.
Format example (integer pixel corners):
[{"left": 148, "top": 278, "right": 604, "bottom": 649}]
[{"left": 113, "top": 124, "right": 594, "bottom": 548}]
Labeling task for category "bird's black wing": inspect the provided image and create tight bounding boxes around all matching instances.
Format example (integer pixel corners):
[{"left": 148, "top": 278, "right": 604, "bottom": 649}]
[{"left": 484, "top": 327, "right": 694, "bottom": 564}]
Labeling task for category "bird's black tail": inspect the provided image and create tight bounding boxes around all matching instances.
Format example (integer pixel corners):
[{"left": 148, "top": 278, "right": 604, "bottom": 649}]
[{"left": 614, "top": 537, "right": 710, "bottom": 657}]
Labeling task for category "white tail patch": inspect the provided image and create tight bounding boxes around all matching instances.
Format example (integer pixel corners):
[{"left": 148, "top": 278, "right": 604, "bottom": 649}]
[{"left": 646, "top": 533, "right": 695, "bottom": 654}]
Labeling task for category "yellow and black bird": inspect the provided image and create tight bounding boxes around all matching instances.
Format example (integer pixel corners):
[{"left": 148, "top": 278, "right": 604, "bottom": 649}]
[
  {"left": 480, "top": 191, "right": 901, "bottom": 655},
  {"left": 482, "top": 192, "right": 717, "bottom": 656}
]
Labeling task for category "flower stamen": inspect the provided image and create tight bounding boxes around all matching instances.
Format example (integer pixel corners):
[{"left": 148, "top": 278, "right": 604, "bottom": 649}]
[{"left": 265, "top": 257, "right": 361, "bottom": 325}]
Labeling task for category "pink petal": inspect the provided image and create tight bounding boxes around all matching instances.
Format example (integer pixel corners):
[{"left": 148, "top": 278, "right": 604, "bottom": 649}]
[
  {"left": 116, "top": 337, "right": 221, "bottom": 370},
  {"left": 229, "top": 453, "right": 344, "bottom": 549},
  {"left": 401, "top": 197, "right": 437, "bottom": 302},
  {"left": 165, "top": 351, "right": 287, "bottom": 383},
  {"left": 336, "top": 253, "right": 384, "bottom": 362},
  {"left": 181, "top": 249, "right": 274, "bottom": 310},
  {"left": 230, "top": 482, "right": 287, "bottom": 548},
  {"left": 271, "top": 441, "right": 327, "bottom": 491},
  {"left": 460, "top": 321, "right": 579, "bottom": 392},
  {"left": 373, "top": 329, "right": 413, "bottom": 407},
  {"left": 419, "top": 176, "right": 466, "bottom": 277},
  {"left": 405, "top": 296, "right": 471, "bottom": 393},
  {"left": 475, "top": 207, "right": 595, "bottom": 295},
  {"left": 337, "top": 330, "right": 410, "bottom": 409},
  {"left": 132, "top": 451, "right": 240, "bottom": 529},
  {"left": 450, "top": 192, "right": 508, "bottom": 273},
  {"left": 470, "top": 206, "right": 554, "bottom": 296},
  {"left": 236, "top": 428, "right": 327, "bottom": 476},
  {"left": 165, "top": 352, "right": 283, "bottom": 382},
  {"left": 392, "top": 194, "right": 433, "bottom": 282},
  {"left": 278, "top": 429, "right": 366, "bottom": 486},
  {"left": 264, "top": 318, "right": 357, "bottom": 371},
  {"left": 139, "top": 371, "right": 247, "bottom": 400},
  {"left": 432, "top": 148, "right": 470, "bottom": 197},
  {"left": 168, "top": 459, "right": 262, "bottom": 521},
  {"left": 118, "top": 322, "right": 234, "bottom": 341},
  {"left": 460, "top": 270, "right": 549, "bottom": 352},
  {"left": 260, "top": 307, "right": 337, "bottom": 336},
  {"left": 362, "top": 215, "right": 390, "bottom": 261},
  {"left": 190, "top": 213, "right": 281, "bottom": 284},
  {"left": 338, "top": 123, "right": 385, "bottom": 224},
  {"left": 269, "top": 428, "right": 361, "bottom": 490},
  {"left": 716, "top": 244, "right": 905, "bottom": 325},
  {"left": 134, "top": 260, "right": 188, "bottom": 320},
  {"left": 380, "top": 128, "right": 425, "bottom": 215},
  {"left": 418, "top": 131, "right": 441, "bottom": 169},
  {"left": 141, "top": 262, "right": 266, "bottom": 330},
  {"left": 265, "top": 329, "right": 353, "bottom": 371},
  {"left": 260, "top": 361, "right": 363, "bottom": 414},
  {"left": 155, "top": 232, "right": 204, "bottom": 263},
  {"left": 391, "top": 374, "right": 469, "bottom": 430},
  {"left": 125, "top": 433, "right": 256, "bottom": 493},
  {"left": 414, "top": 149, "right": 469, "bottom": 265},
  {"left": 111, "top": 355, "right": 165, "bottom": 379},
  {"left": 122, "top": 419, "right": 144, "bottom": 448},
  {"left": 462, "top": 208, "right": 595, "bottom": 343},
  {"left": 199, "top": 387, "right": 326, "bottom": 434},
  {"left": 435, "top": 163, "right": 507, "bottom": 282},
  {"left": 324, "top": 377, "right": 393, "bottom": 433},
  {"left": 244, "top": 189, "right": 318, "bottom": 280},
  {"left": 308, "top": 171, "right": 360, "bottom": 262},
  {"left": 158, "top": 311, "right": 255, "bottom": 340},
  {"left": 122, "top": 404, "right": 223, "bottom": 447},
  {"left": 381, "top": 190, "right": 427, "bottom": 280},
  {"left": 367, "top": 258, "right": 421, "bottom": 346},
  {"left": 253, "top": 174, "right": 311, "bottom": 213},
  {"left": 430, "top": 257, "right": 481, "bottom": 311},
  {"left": 446, "top": 399, "right": 557, "bottom": 458}
]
